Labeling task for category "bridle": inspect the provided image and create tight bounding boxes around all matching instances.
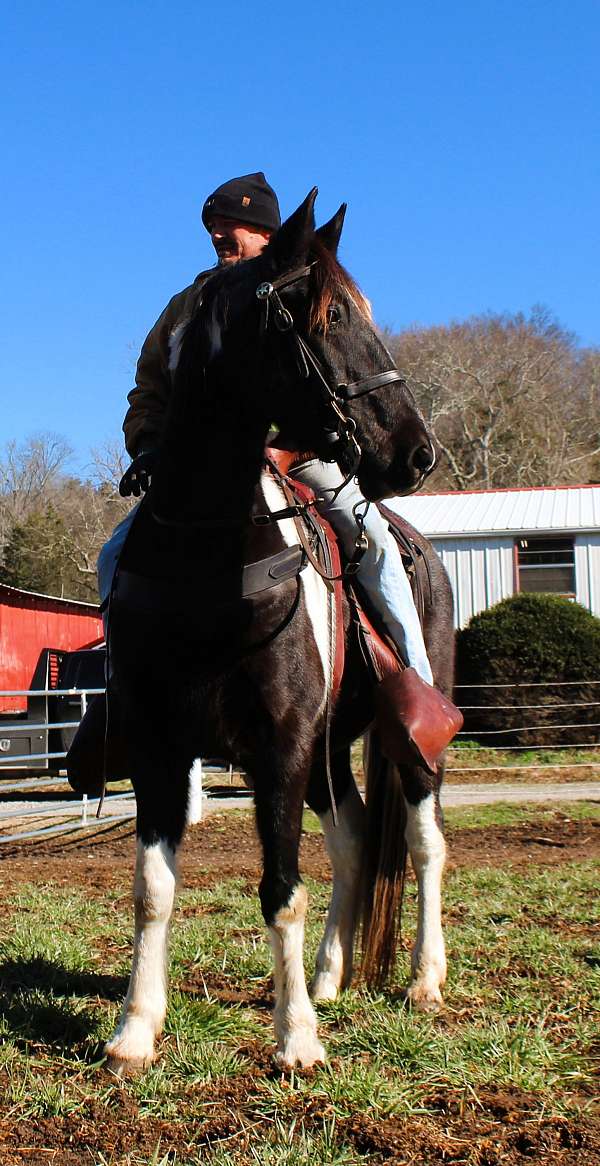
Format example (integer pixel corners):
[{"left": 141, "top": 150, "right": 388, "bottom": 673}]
[{"left": 255, "top": 262, "right": 409, "bottom": 480}]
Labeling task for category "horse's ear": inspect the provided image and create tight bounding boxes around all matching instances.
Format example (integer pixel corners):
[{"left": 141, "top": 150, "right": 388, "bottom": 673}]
[
  {"left": 315, "top": 204, "right": 347, "bottom": 255},
  {"left": 268, "top": 187, "right": 318, "bottom": 265}
]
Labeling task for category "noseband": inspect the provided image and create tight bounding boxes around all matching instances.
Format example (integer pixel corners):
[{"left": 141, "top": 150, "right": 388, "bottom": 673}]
[{"left": 255, "top": 264, "right": 408, "bottom": 477}]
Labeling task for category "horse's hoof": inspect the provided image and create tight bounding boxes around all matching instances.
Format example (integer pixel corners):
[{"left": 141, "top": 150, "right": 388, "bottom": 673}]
[
  {"left": 105, "top": 1052, "right": 153, "bottom": 1077},
  {"left": 274, "top": 1030, "right": 326, "bottom": 1070},
  {"left": 310, "top": 972, "right": 339, "bottom": 1003},
  {"left": 104, "top": 1026, "right": 156, "bottom": 1075},
  {"left": 404, "top": 983, "right": 444, "bottom": 1013}
]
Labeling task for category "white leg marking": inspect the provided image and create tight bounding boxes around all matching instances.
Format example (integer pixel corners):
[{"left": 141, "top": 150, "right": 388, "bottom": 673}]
[
  {"left": 260, "top": 472, "right": 330, "bottom": 709},
  {"left": 187, "top": 758, "right": 204, "bottom": 825},
  {"left": 105, "top": 839, "right": 177, "bottom": 1071},
  {"left": 404, "top": 793, "right": 447, "bottom": 1010},
  {"left": 268, "top": 884, "right": 326, "bottom": 1068},
  {"left": 311, "top": 780, "right": 365, "bottom": 1001}
]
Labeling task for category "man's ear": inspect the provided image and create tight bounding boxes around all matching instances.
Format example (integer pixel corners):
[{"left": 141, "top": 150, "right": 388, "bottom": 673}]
[
  {"left": 315, "top": 204, "right": 347, "bottom": 255},
  {"left": 267, "top": 188, "right": 318, "bottom": 266}
]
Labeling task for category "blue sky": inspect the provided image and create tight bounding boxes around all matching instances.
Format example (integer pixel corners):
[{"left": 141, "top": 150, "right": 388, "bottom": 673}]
[{"left": 2, "top": 1, "right": 599, "bottom": 472}]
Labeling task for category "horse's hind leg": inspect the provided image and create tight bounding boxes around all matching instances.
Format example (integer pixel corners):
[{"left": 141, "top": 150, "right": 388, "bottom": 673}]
[
  {"left": 402, "top": 769, "right": 447, "bottom": 1011},
  {"left": 105, "top": 749, "right": 189, "bottom": 1073},
  {"left": 306, "top": 749, "right": 365, "bottom": 1002},
  {"left": 254, "top": 758, "right": 325, "bottom": 1069}
]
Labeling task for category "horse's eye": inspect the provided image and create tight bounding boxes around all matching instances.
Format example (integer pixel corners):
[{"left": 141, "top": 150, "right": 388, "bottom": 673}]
[{"left": 327, "top": 305, "right": 341, "bottom": 327}]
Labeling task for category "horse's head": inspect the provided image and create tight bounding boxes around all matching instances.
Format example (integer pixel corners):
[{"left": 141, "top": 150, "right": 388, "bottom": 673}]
[{"left": 187, "top": 190, "right": 436, "bottom": 499}]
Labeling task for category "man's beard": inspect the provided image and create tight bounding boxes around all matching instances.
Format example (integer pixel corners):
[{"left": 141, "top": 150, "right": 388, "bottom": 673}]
[{"left": 215, "top": 241, "right": 239, "bottom": 265}]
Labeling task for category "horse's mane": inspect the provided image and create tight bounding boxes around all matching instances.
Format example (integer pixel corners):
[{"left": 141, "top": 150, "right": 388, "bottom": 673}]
[
  {"left": 193, "top": 235, "right": 372, "bottom": 340},
  {"left": 308, "top": 237, "right": 372, "bottom": 333}
]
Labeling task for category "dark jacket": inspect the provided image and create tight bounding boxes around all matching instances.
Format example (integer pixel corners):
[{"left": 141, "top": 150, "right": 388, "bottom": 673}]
[{"left": 123, "top": 269, "right": 214, "bottom": 457}]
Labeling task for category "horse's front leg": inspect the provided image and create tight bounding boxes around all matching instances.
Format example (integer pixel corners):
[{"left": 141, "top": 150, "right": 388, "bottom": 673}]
[
  {"left": 254, "top": 760, "right": 325, "bottom": 1069},
  {"left": 105, "top": 753, "right": 189, "bottom": 1073},
  {"left": 402, "top": 773, "right": 447, "bottom": 1011},
  {"left": 306, "top": 750, "right": 365, "bottom": 1002}
]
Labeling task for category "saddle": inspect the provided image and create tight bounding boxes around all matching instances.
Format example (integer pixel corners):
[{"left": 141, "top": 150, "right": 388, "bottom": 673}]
[{"left": 265, "top": 451, "right": 463, "bottom": 774}]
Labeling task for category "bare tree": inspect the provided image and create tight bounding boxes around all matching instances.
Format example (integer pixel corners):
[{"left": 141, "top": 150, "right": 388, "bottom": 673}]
[
  {"left": 0, "top": 433, "right": 132, "bottom": 600},
  {"left": 387, "top": 310, "right": 600, "bottom": 490},
  {"left": 89, "top": 438, "right": 130, "bottom": 494},
  {"left": 0, "top": 433, "right": 73, "bottom": 544}
]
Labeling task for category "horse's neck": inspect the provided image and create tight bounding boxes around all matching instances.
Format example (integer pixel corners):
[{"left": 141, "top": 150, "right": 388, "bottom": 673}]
[
  {"left": 152, "top": 387, "right": 269, "bottom": 529},
  {"left": 119, "top": 375, "right": 277, "bottom": 582}
]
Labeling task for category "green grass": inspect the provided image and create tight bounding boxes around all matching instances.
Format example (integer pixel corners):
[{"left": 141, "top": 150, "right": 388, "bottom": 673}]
[
  {"left": 443, "top": 799, "right": 600, "bottom": 830},
  {"left": 304, "top": 799, "right": 600, "bottom": 834},
  {"left": 447, "top": 739, "right": 600, "bottom": 768},
  {"left": 0, "top": 838, "right": 598, "bottom": 1162}
]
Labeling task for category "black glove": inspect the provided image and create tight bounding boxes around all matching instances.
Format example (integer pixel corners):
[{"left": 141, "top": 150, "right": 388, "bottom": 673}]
[{"left": 119, "top": 450, "right": 157, "bottom": 498}]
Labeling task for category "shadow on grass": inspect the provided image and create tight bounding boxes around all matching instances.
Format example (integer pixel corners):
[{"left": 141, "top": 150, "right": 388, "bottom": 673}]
[
  {"left": 0, "top": 955, "right": 126, "bottom": 999},
  {"left": 0, "top": 956, "right": 127, "bottom": 1051}
]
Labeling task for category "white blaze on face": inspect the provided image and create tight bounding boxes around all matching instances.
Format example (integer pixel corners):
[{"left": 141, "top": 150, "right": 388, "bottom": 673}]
[{"left": 260, "top": 471, "right": 331, "bottom": 707}]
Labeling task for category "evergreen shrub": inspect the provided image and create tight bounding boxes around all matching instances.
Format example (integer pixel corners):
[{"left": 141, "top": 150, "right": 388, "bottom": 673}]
[{"left": 455, "top": 594, "right": 600, "bottom": 747}]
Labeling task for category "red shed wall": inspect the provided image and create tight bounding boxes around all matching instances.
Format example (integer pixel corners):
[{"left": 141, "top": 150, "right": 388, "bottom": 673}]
[{"left": 0, "top": 586, "right": 103, "bottom": 712}]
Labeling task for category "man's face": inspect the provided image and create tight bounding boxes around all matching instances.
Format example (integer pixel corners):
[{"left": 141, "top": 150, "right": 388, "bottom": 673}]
[{"left": 208, "top": 216, "right": 272, "bottom": 265}]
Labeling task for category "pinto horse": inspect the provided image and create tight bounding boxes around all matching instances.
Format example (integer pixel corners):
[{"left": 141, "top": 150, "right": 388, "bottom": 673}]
[{"left": 105, "top": 191, "right": 455, "bottom": 1073}]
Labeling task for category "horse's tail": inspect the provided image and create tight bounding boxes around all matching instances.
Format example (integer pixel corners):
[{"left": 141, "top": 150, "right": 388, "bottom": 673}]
[{"left": 359, "top": 729, "right": 407, "bottom": 988}]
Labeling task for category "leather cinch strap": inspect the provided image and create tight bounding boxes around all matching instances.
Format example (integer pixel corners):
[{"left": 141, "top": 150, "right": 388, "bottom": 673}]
[{"left": 114, "top": 547, "right": 307, "bottom": 613}]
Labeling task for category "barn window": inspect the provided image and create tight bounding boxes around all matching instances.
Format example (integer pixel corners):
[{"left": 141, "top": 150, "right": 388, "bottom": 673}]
[{"left": 517, "top": 537, "right": 575, "bottom": 596}]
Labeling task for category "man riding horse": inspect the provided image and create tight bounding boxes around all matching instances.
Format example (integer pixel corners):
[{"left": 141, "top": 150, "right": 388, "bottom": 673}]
[
  {"left": 98, "top": 172, "right": 440, "bottom": 718},
  {"left": 82, "top": 184, "right": 461, "bottom": 1072}
]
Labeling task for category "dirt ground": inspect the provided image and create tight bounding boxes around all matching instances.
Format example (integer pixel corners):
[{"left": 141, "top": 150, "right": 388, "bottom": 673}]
[
  {"left": 0, "top": 809, "right": 598, "bottom": 1165},
  {"left": 1, "top": 801, "right": 598, "bottom": 891}
]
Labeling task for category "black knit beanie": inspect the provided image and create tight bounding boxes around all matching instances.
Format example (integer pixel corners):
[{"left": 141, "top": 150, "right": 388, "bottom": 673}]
[{"left": 201, "top": 172, "right": 281, "bottom": 233}]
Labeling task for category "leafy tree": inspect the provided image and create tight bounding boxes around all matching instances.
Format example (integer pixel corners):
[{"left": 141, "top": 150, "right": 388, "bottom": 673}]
[{"left": 1, "top": 506, "right": 78, "bottom": 597}]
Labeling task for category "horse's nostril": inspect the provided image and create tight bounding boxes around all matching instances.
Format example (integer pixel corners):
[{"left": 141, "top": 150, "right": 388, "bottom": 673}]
[{"left": 412, "top": 444, "right": 435, "bottom": 473}]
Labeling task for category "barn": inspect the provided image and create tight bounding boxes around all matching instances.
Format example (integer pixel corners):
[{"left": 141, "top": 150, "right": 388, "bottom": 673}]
[
  {"left": 0, "top": 583, "right": 103, "bottom": 712},
  {"left": 389, "top": 483, "right": 600, "bottom": 629}
]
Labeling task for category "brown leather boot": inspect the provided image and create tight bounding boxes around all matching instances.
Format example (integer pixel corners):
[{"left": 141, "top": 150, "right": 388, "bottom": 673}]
[{"left": 374, "top": 668, "right": 463, "bottom": 774}]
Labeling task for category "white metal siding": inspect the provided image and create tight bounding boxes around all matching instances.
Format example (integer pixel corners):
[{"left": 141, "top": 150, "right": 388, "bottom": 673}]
[
  {"left": 430, "top": 537, "right": 515, "bottom": 628},
  {"left": 574, "top": 534, "right": 600, "bottom": 617},
  {"left": 390, "top": 484, "right": 600, "bottom": 537}
]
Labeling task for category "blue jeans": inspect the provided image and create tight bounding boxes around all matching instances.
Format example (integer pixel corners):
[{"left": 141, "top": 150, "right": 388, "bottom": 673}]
[
  {"left": 97, "top": 505, "right": 139, "bottom": 609},
  {"left": 97, "top": 468, "right": 433, "bottom": 684},
  {"left": 293, "top": 461, "right": 433, "bottom": 684}
]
